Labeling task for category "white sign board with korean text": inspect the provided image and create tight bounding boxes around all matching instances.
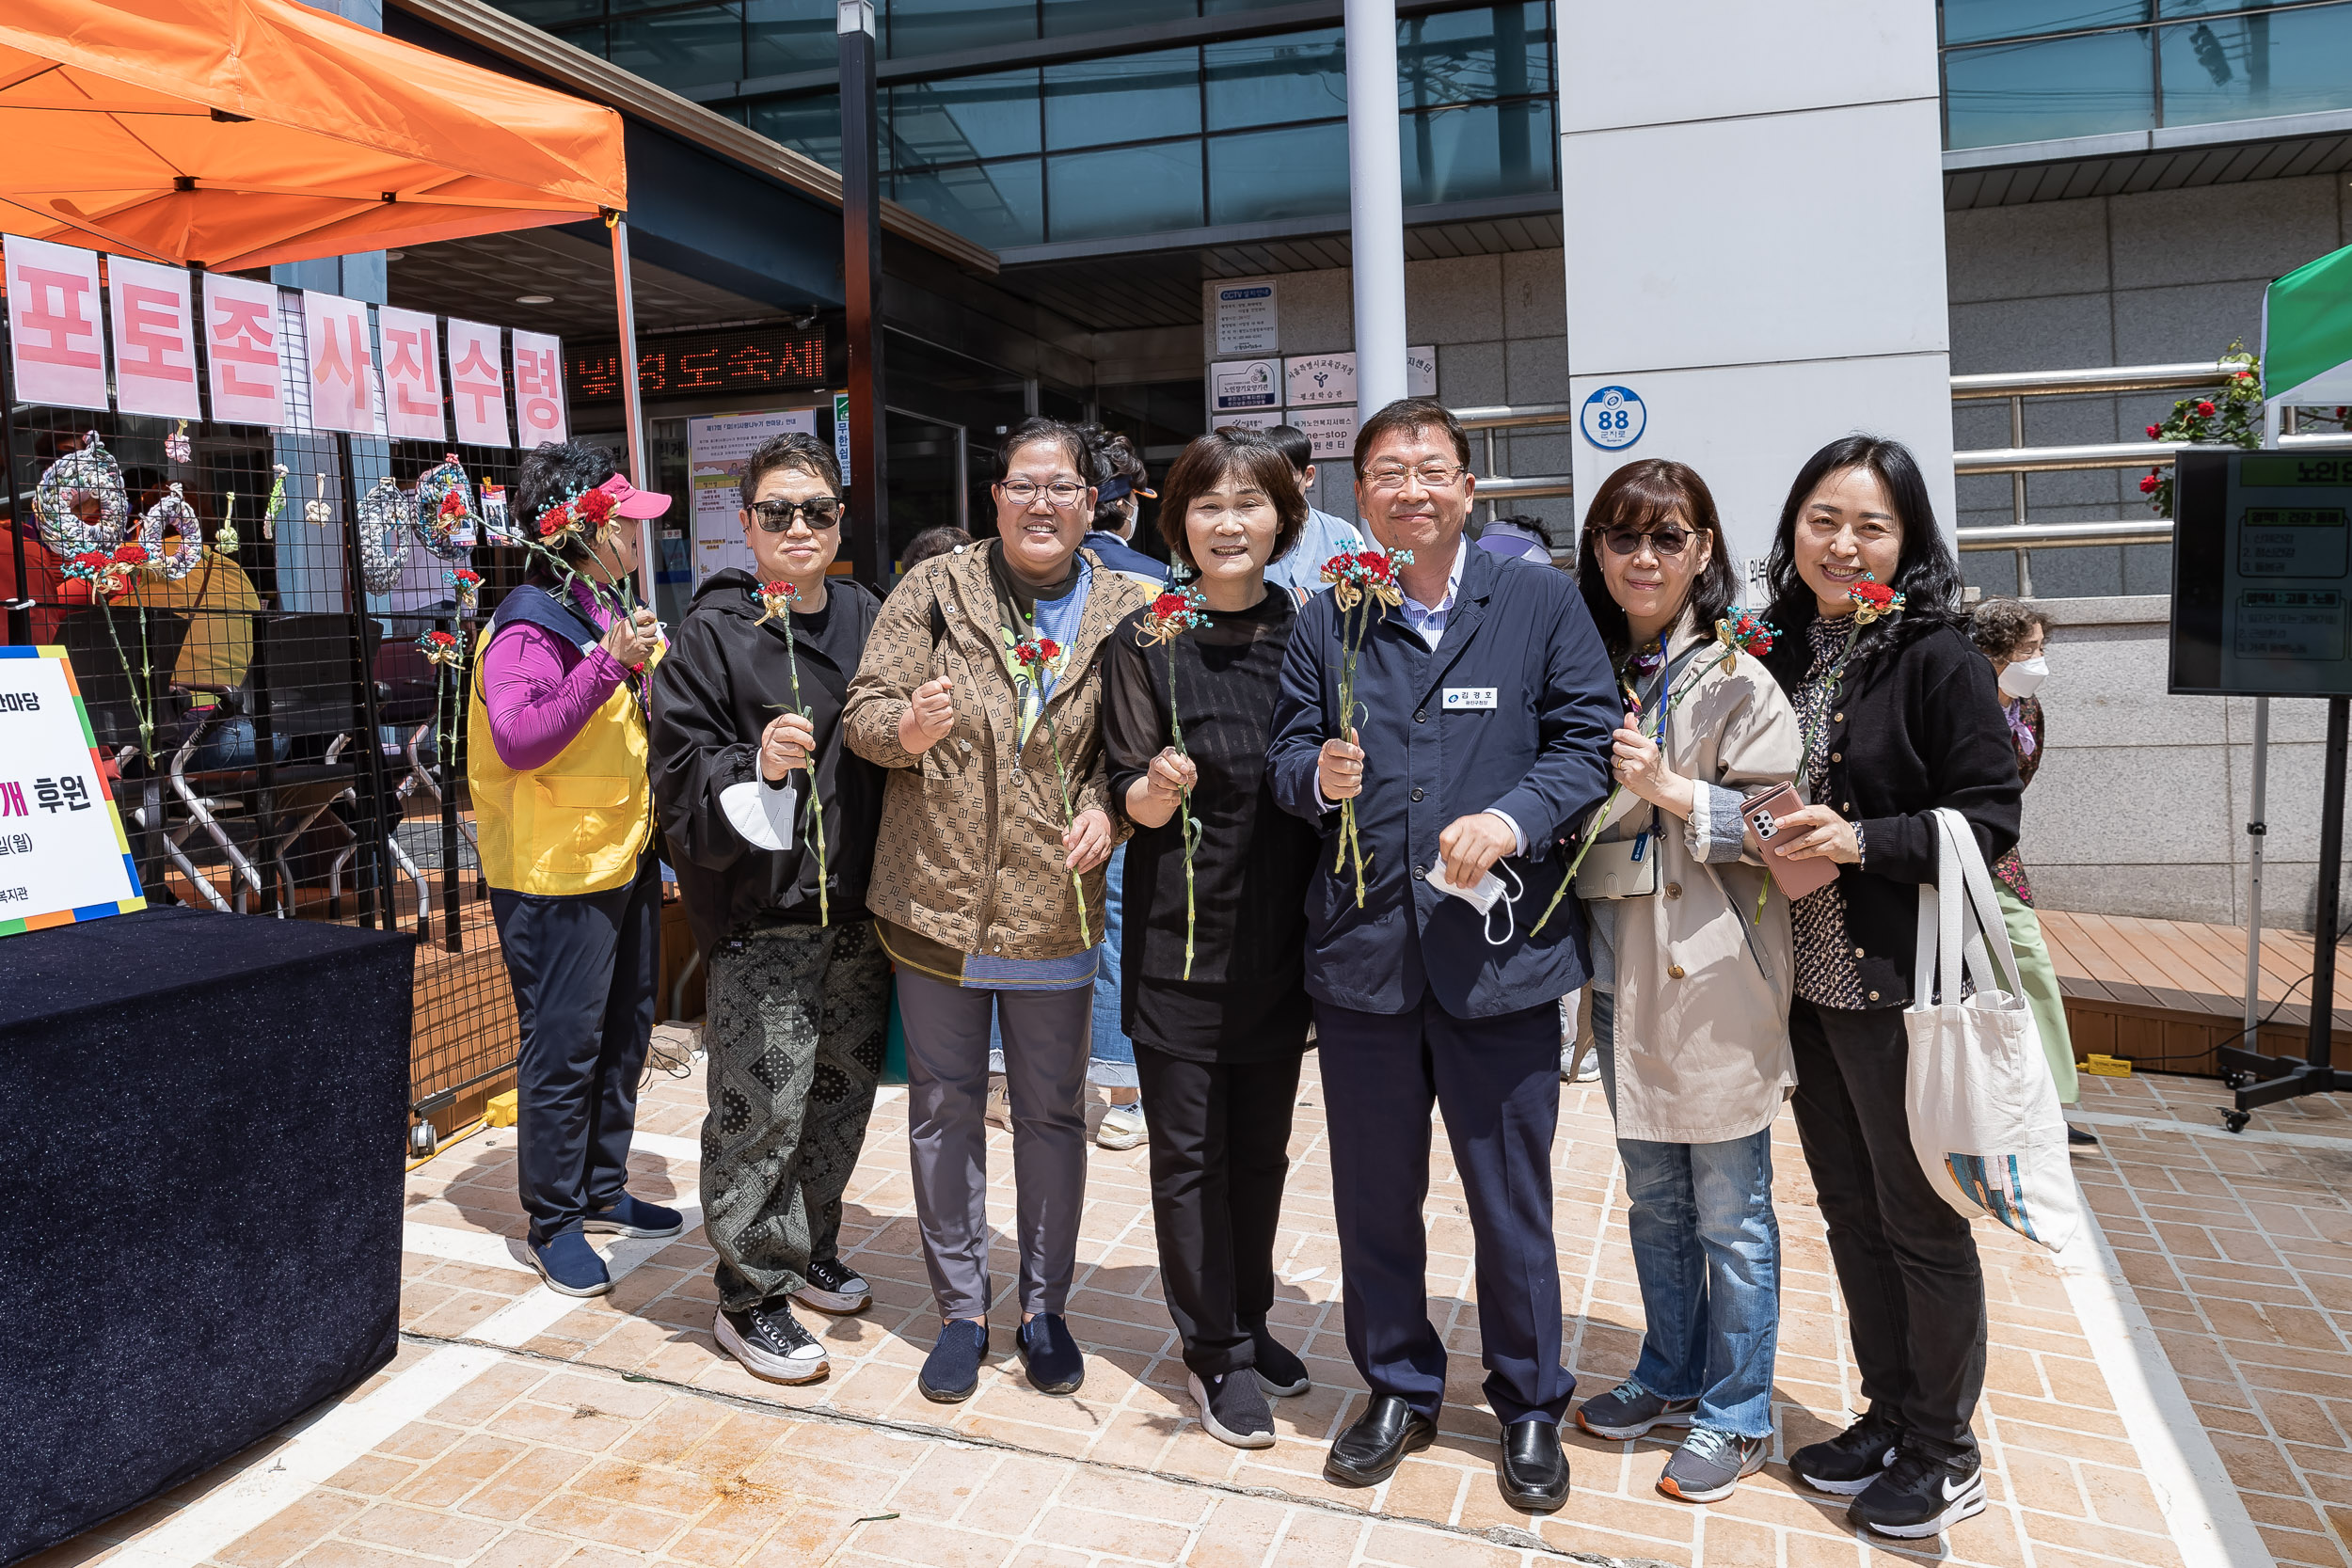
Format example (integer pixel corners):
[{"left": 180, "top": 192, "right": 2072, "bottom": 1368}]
[
  {"left": 202, "top": 274, "right": 288, "bottom": 428},
  {"left": 5, "top": 237, "right": 110, "bottom": 413},
  {"left": 0, "top": 648, "right": 144, "bottom": 935},
  {"left": 106, "top": 257, "right": 200, "bottom": 420},
  {"left": 446, "top": 318, "right": 511, "bottom": 447},
  {"left": 378, "top": 306, "right": 448, "bottom": 441},
  {"left": 1210, "top": 358, "right": 1280, "bottom": 416},
  {"left": 1214, "top": 277, "right": 1279, "bottom": 356},
  {"left": 512, "top": 330, "right": 569, "bottom": 449},
  {"left": 1208, "top": 409, "right": 1281, "bottom": 436},
  {"left": 688, "top": 410, "right": 818, "bottom": 586},
  {"left": 301, "top": 291, "right": 376, "bottom": 436},
  {"left": 1406, "top": 344, "right": 1438, "bottom": 400},
  {"left": 1293, "top": 405, "right": 1359, "bottom": 461},
  {"left": 1285, "top": 352, "right": 1356, "bottom": 409}
]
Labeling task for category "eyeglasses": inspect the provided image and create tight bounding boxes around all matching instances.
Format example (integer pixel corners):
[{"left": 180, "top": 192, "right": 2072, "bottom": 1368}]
[
  {"left": 1364, "top": 461, "right": 1467, "bottom": 492},
  {"left": 998, "top": 479, "right": 1088, "bottom": 507},
  {"left": 1600, "top": 526, "right": 1693, "bottom": 557},
  {"left": 749, "top": 498, "right": 841, "bottom": 531}
]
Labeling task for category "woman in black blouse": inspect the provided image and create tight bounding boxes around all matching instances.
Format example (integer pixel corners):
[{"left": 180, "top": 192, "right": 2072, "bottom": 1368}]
[
  {"left": 1753, "top": 436, "right": 2022, "bottom": 1544},
  {"left": 1102, "top": 430, "right": 1323, "bottom": 1452}
]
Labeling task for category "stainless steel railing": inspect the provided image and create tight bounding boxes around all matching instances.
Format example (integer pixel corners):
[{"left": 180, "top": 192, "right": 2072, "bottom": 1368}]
[{"left": 1453, "top": 402, "right": 1576, "bottom": 507}]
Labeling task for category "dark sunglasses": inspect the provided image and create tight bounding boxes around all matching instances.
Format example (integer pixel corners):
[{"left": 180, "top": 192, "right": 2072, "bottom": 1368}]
[
  {"left": 1601, "top": 526, "right": 1693, "bottom": 557},
  {"left": 749, "top": 497, "right": 842, "bottom": 531}
]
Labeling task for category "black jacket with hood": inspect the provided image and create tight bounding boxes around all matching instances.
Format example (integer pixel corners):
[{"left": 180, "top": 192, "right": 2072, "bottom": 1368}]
[{"left": 649, "top": 567, "right": 886, "bottom": 954}]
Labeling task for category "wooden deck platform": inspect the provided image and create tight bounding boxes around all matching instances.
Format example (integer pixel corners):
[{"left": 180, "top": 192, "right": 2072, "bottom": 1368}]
[{"left": 2037, "top": 908, "right": 2352, "bottom": 1074}]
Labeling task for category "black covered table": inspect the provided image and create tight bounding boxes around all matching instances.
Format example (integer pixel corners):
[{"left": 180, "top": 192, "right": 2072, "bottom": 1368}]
[{"left": 2, "top": 907, "right": 415, "bottom": 1565}]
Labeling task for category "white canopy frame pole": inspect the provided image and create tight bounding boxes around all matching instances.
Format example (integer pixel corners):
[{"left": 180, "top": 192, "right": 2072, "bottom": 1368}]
[
  {"left": 606, "top": 209, "right": 657, "bottom": 614},
  {"left": 1345, "top": 0, "right": 1406, "bottom": 416}
]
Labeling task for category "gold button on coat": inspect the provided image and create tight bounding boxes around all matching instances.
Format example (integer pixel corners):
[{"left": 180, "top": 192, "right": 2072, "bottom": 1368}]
[
  {"left": 1664, "top": 882, "right": 1682, "bottom": 899},
  {"left": 1668, "top": 964, "right": 1686, "bottom": 979},
  {"left": 1868, "top": 990, "right": 1881, "bottom": 1002}
]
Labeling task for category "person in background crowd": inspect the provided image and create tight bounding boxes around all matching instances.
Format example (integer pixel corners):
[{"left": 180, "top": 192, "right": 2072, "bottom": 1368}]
[
  {"left": 1267, "top": 398, "right": 1618, "bottom": 1513},
  {"left": 1101, "top": 431, "right": 1324, "bottom": 1449},
  {"left": 1477, "top": 514, "right": 1555, "bottom": 568},
  {"left": 900, "top": 526, "right": 972, "bottom": 578},
  {"left": 1, "top": 507, "right": 77, "bottom": 644},
  {"left": 650, "top": 433, "right": 890, "bottom": 1387},
  {"left": 1565, "top": 460, "right": 1800, "bottom": 1504},
  {"left": 844, "top": 416, "right": 1152, "bottom": 1405},
  {"left": 123, "top": 500, "right": 267, "bottom": 767},
  {"left": 1756, "top": 436, "right": 2021, "bottom": 1542},
  {"left": 1075, "top": 425, "right": 1163, "bottom": 1150},
  {"left": 1258, "top": 424, "right": 1360, "bottom": 602},
  {"left": 1967, "top": 599, "right": 2094, "bottom": 1148},
  {"left": 467, "top": 441, "right": 680, "bottom": 1299}
]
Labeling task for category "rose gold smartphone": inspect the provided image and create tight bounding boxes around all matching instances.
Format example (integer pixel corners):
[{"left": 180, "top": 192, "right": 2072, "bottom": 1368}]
[{"left": 1742, "top": 784, "right": 1841, "bottom": 901}]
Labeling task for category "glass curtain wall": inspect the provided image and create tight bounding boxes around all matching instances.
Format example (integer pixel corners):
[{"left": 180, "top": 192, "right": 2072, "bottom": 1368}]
[
  {"left": 513, "top": 1, "right": 1558, "bottom": 250},
  {"left": 1941, "top": 0, "right": 2352, "bottom": 149}
]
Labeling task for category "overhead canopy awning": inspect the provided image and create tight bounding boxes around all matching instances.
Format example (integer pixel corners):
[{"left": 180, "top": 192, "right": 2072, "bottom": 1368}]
[{"left": 0, "top": 0, "right": 627, "bottom": 271}]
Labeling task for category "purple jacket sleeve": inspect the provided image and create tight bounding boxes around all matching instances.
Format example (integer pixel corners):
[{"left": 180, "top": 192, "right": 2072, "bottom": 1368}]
[{"left": 482, "top": 619, "right": 628, "bottom": 772}]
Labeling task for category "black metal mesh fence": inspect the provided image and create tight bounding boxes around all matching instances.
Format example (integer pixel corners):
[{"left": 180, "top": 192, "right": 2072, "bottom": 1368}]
[{"left": 1, "top": 291, "right": 547, "bottom": 1152}]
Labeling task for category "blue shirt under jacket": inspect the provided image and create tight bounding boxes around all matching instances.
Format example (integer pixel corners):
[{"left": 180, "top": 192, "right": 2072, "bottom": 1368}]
[{"left": 1266, "top": 544, "right": 1617, "bottom": 1020}]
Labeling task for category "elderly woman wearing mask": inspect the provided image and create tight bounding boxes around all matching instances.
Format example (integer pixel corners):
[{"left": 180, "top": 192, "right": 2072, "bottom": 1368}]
[{"left": 844, "top": 416, "right": 1153, "bottom": 1406}]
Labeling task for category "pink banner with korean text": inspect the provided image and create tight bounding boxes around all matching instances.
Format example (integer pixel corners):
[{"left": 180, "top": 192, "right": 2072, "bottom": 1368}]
[
  {"left": 512, "top": 330, "right": 567, "bottom": 449},
  {"left": 5, "top": 237, "right": 110, "bottom": 413},
  {"left": 446, "top": 318, "right": 509, "bottom": 448},
  {"left": 202, "top": 274, "right": 287, "bottom": 427},
  {"left": 378, "top": 306, "right": 447, "bottom": 441},
  {"left": 105, "top": 257, "right": 200, "bottom": 420},
  {"left": 302, "top": 291, "right": 375, "bottom": 436}
]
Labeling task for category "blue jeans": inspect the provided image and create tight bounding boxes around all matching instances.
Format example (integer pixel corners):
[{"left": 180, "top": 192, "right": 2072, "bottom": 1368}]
[
  {"left": 986, "top": 846, "right": 1136, "bottom": 1090},
  {"left": 1591, "top": 989, "right": 1781, "bottom": 1439}
]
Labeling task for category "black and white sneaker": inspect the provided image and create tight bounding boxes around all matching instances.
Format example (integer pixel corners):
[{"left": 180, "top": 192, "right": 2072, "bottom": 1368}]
[
  {"left": 1189, "top": 1370, "right": 1276, "bottom": 1449},
  {"left": 1789, "top": 1407, "right": 1906, "bottom": 1497},
  {"left": 1850, "top": 1449, "right": 1987, "bottom": 1539},
  {"left": 1249, "top": 1323, "right": 1311, "bottom": 1398},
  {"left": 714, "top": 1302, "right": 828, "bottom": 1385},
  {"left": 792, "top": 1256, "right": 872, "bottom": 1315}
]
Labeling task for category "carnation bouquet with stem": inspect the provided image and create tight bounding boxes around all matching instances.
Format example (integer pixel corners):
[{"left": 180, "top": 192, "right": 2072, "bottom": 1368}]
[
  {"left": 417, "top": 627, "right": 469, "bottom": 773},
  {"left": 755, "top": 578, "right": 830, "bottom": 927},
  {"left": 61, "top": 543, "right": 161, "bottom": 762},
  {"left": 1007, "top": 628, "right": 1092, "bottom": 946},
  {"left": 2138, "top": 343, "right": 2265, "bottom": 518},
  {"left": 1528, "top": 607, "right": 1781, "bottom": 938},
  {"left": 1135, "top": 576, "right": 1212, "bottom": 976},
  {"left": 524, "top": 484, "right": 650, "bottom": 690},
  {"left": 1319, "top": 540, "right": 1413, "bottom": 908}
]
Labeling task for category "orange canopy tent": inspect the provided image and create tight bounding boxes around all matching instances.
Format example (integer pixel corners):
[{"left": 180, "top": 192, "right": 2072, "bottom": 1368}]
[{"left": 0, "top": 0, "right": 627, "bottom": 268}]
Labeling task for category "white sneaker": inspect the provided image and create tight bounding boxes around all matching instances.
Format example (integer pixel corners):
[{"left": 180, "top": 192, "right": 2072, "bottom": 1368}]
[
  {"left": 1096, "top": 1101, "right": 1148, "bottom": 1150},
  {"left": 791, "top": 1256, "right": 872, "bottom": 1315},
  {"left": 984, "top": 1073, "right": 1011, "bottom": 1131},
  {"left": 1562, "top": 1046, "right": 1601, "bottom": 1083},
  {"left": 714, "top": 1302, "right": 828, "bottom": 1384}
]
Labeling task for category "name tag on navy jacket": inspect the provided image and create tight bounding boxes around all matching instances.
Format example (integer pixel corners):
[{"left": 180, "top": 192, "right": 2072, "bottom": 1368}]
[{"left": 1442, "top": 687, "right": 1498, "bottom": 710}]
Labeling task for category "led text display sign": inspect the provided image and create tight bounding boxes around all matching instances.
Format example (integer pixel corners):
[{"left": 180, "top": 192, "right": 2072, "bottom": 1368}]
[{"left": 570, "top": 325, "right": 828, "bottom": 402}]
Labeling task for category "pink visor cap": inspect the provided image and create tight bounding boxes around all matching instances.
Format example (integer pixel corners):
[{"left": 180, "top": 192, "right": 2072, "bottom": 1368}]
[{"left": 593, "top": 472, "right": 674, "bottom": 519}]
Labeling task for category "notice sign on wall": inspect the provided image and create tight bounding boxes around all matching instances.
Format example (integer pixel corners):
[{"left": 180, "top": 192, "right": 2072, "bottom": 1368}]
[
  {"left": 0, "top": 648, "right": 145, "bottom": 937},
  {"left": 688, "top": 410, "right": 819, "bottom": 586},
  {"left": 1214, "top": 278, "right": 1279, "bottom": 356}
]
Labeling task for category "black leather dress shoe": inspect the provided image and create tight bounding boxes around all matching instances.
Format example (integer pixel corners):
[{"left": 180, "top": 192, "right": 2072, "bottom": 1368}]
[
  {"left": 1324, "top": 1394, "right": 1437, "bottom": 1486},
  {"left": 1497, "top": 1418, "right": 1571, "bottom": 1512}
]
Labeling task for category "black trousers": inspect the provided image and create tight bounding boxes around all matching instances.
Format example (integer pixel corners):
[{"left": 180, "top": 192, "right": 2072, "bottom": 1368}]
[
  {"left": 1317, "top": 994, "right": 1575, "bottom": 1426},
  {"left": 490, "top": 855, "right": 661, "bottom": 1247},
  {"left": 1788, "top": 996, "right": 1987, "bottom": 1460},
  {"left": 1135, "top": 1044, "right": 1302, "bottom": 1377}
]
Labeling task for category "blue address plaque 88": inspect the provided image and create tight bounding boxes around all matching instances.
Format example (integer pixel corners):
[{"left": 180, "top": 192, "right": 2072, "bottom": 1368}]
[{"left": 1581, "top": 385, "right": 1646, "bottom": 451}]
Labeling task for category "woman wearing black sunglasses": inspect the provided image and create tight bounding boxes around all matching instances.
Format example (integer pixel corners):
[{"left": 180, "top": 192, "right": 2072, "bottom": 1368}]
[{"left": 650, "top": 431, "right": 892, "bottom": 1389}]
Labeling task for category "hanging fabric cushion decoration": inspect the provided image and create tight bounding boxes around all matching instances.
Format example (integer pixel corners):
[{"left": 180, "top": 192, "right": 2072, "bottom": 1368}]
[
  {"left": 165, "top": 421, "right": 194, "bottom": 465},
  {"left": 412, "top": 453, "right": 480, "bottom": 560},
  {"left": 306, "top": 472, "right": 332, "bottom": 526},
  {"left": 358, "top": 477, "right": 414, "bottom": 593},
  {"left": 135, "top": 482, "right": 207, "bottom": 581},
  {"left": 34, "top": 431, "right": 131, "bottom": 557}
]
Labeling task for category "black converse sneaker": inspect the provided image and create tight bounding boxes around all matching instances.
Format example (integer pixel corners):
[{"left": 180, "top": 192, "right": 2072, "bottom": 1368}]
[
  {"left": 792, "top": 1257, "right": 872, "bottom": 1315},
  {"left": 1789, "top": 1408, "right": 1906, "bottom": 1497},
  {"left": 1850, "top": 1448, "right": 1987, "bottom": 1539},
  {"left": 714, "top": 1301, "right": 828, "bottom": 1384}
]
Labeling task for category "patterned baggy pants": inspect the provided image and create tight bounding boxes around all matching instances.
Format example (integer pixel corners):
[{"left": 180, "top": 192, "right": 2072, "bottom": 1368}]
[{"left": 700, "top": 917, "right": 890, "bottom": 1312}]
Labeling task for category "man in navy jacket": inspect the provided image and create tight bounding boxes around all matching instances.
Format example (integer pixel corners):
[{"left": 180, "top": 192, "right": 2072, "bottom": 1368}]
[{"left": 1268, "top": 399, "right": 1616, "bottom": 1512}]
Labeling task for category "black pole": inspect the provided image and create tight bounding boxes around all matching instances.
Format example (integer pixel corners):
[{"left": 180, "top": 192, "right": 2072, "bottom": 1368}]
[
  {"left": 2310, "top": 696, "right": 2347, "bottom": 1071},
  {"left": 336, "top": 435, "right": 390, "bottom": 930},
  {"left": 438, "top": 613, "right": 463, "bottom": 954},
  {"left": 0, "top": 341, "right": 29, "bottom": 648},
  {"left": 839, "top": 0, "right": 890, "bottom": 590}
]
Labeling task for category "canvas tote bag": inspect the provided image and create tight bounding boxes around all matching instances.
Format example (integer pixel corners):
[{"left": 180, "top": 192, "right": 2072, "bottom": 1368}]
[{"left": 1901, "top": 807, "right": 2080, "bottom": 1252}]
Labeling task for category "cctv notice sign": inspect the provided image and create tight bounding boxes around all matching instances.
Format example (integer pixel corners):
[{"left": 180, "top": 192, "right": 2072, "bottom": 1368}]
[
  {"left": 0, "top": 648, "right": 145, "bottom": 937},
  {"left": 1214, "top": 278, "right": 1279, "bottom": 356}
]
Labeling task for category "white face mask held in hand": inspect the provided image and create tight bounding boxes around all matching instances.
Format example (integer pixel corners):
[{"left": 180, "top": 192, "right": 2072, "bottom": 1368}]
[
  {"left": 1426, "top": 859, "right": 1524, "bottom": 946},
  {"left": 1998, "top": 654, "right": 2048, "bottom": 700}
]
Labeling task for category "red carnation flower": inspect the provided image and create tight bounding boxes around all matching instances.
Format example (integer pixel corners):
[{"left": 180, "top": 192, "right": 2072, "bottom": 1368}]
[
  {"left": 2139, "top": 472, "right": 2162, "bottom": 494},
  {"left": 437, "top": 492, "right": 466, "bottom": 520},
  {"left": 536, "top": 504, "right": 571, "bottom": 537},
  {"left": 112, "top": 543, "right": 148, "bottom": 564},
  {"left": 2146, "top": 423, "right": 2162, "bottom": 438},
  {"left": 2196, "top": 400, "right": 2217, "bottom": 418},
  {"left": 452, "top": 567, "right": 482, "bottom": 584},
  {"left": 1036, "top": 638, "right": 1060, "bottom": 660},
  {"left": 72, "top": 550, "right": 108, "bottom": 571},
  {"left": 1850, "top": 581, "right": 1895, "bottom": 611},
  {"left": 1152, "top": 592, "right": 1188, "bottom": 619},
  {"left": 578, "top": 490, "right": 616, "bottom": 525}
]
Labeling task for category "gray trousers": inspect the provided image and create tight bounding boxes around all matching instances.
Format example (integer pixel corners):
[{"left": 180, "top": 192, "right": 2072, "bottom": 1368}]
[
  {"left": 897, "top": 970, "right": 1092, "bottom": 1321},
  {"left": 700, "top": 919, "right": 889, "bottom": 1313}
]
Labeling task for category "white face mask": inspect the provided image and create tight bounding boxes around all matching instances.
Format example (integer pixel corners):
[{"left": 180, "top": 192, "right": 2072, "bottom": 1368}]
[{"left": 1999, "top": 655, "right": 2048, "bottom": 700}]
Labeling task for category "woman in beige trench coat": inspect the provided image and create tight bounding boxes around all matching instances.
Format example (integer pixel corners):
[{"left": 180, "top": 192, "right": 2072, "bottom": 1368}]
[{"left": 1565, "top": 460, "right": 1801, "bottom": 1508}]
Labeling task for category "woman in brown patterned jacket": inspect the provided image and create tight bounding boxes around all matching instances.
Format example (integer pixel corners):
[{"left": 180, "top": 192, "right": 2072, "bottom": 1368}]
[{"left": 843, "top": 416, "right": 1153, "bottom": 1407}]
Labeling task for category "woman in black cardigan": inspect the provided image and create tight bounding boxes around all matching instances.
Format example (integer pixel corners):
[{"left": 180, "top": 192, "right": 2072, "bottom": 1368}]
[{"left": 1754, "top": 436, "right": 2021, "bottom": 1544}]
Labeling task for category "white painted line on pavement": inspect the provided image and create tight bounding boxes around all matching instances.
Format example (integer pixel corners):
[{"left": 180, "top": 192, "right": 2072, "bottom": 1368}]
[
  {"left": 2054, "top": 1202, "right": 2269, "bottom": 1568},
  {"left": 2073, "top": 1108, "right": 2352, "bottom": 1153}
]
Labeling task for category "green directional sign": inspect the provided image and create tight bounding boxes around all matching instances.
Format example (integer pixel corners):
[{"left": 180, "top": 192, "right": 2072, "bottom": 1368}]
[{"left": 2265, "top": 242, "right": 2352, "bottom": 406}]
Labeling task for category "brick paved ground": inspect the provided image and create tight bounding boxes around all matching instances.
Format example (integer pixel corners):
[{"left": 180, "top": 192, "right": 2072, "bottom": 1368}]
[{"left": 29, "top": 1030, "right": 2351, "bottom": 1568}]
